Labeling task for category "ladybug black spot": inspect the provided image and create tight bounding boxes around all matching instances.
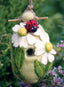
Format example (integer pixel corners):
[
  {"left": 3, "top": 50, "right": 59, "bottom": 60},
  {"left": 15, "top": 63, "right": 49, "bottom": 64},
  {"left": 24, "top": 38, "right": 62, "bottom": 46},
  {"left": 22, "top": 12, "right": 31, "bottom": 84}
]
[
  {"left": 34, "top": 23, "right": 36, "bottom": 25},
  {"left": 28, "top": 24, "right": 30, "bottom": 27}
]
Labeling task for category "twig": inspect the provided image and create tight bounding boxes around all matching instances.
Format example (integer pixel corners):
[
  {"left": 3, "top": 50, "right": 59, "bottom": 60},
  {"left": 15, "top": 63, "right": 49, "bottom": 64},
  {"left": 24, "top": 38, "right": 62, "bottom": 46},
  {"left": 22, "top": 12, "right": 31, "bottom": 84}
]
[
  {"left": 8, "top": 19, "right": 18, "bottom": 22},
  {"left": 37, "top": 17, "right": 48, "bottom": 20},
  {"left": 8, "top": 17, "right": 48, "bottom": 22},
  {"left": 8, "top": 17, "right": 23, "bottom": 22}
]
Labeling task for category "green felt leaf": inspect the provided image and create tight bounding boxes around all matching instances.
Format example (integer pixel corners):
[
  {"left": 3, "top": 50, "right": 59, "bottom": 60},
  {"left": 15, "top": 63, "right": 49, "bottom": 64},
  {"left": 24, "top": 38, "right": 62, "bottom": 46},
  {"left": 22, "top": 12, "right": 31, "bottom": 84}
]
[
  {"left": 10, "top": 43, "right": 25, "bottom": 81},
  {"left": 45, "top": 62, "right": 53, "bottom": 73},
  {"left": 11, "top": 61, "right": 25, "bottom": 80},
  {"left": 13, "top": 47, "right": 20, "bottom": 66},
  {"left": 12, "top": 47, "right": 25, "bottom": 69},
  {"left": 34, "top": 60, "right": 45, "bottom": 78},
  {"left": 18, "top": 47, "right": 25, "bottom": 69}
]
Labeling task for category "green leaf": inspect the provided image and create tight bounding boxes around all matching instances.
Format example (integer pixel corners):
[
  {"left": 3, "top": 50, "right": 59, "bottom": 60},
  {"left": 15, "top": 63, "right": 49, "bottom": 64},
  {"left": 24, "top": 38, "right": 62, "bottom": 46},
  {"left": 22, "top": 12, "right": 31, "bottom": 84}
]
[
  {"left": 34, "top": 60, "right": 45, "bottom": 78},
  {"left": 18, "top": 47, "right": 25, "bottom": 69},
  {"left": 10, "top": 42, "right": 25, "bottom": 81},
  {"left": 12, "top": 47, "right": 25, "bottom": 69},
  {"left": 45, "top": 62, "right": 53, "bottom": 73},
  {"left": 11, "top": 61, "right": 25, "bottom": 81}
]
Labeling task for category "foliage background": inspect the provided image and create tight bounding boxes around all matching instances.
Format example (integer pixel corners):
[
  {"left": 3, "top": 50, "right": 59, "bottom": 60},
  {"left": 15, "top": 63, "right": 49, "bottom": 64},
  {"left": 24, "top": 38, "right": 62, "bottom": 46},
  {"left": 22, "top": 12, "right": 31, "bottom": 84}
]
[{"left": 0, "top": 0, "right": 64, "bottom": 87}]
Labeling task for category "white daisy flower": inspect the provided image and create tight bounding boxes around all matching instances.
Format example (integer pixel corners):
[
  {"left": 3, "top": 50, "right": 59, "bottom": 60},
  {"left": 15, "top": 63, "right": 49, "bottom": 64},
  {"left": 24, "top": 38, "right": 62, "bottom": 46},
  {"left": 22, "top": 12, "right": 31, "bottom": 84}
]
[
  {"left": 12, "top": 23, "right": 36, "bottom": 48},
  {"left": 34, "top": 32, "right": 56, "bottom": 65},
  {"left": 35, "top": 41, "right": 56, "bottom": 65}
]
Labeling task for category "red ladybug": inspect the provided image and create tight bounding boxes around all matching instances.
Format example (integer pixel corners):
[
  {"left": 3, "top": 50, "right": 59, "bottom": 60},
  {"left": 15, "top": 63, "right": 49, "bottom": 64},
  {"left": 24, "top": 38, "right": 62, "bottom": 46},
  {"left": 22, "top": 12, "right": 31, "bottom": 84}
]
[{"left": 26, "top": 20, "right": 38, "bottom": 33}]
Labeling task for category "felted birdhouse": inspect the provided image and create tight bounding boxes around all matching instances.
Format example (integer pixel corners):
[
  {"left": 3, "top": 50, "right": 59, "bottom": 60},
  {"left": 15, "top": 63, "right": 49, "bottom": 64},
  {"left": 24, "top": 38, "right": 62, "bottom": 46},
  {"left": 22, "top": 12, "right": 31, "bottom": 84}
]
[{"left": 8, "top": 0, "right": 56, "bottom": 84}]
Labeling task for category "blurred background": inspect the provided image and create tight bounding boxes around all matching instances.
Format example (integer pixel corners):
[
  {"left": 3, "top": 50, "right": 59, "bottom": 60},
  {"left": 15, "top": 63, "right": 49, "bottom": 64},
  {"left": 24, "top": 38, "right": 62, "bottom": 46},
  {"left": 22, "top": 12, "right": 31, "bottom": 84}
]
[{"left": 0, "top": 0, "right": 64, "bottom": 87}]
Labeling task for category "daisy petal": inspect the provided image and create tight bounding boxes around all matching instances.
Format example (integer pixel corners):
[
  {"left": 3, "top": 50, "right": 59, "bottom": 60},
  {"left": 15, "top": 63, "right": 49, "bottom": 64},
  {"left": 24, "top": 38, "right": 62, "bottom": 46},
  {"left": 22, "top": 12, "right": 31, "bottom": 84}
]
[
  {"left": 32, "top": 29, "right": 42, "bottom": 36},
  {"left": 38, "top": 24, "right": 45, "bottom": 33},
  {"left": 12, "top": 24, "right": 21, "bottom": 32},
  {"left": 19, "top": 36, "right": 28, "bottom": 48},
  {"left": 41, "top": 53, "right": 48, "bottom": 65},
  {"left": 12, "top": 33, "right": 16, "bottom": 43},
  {"left": 40, "top": 33, "right": 46, "bottom": 44},
  {"left": 27, "top": 34, "right": 36, "bottom": 45},
  {"left": 20, "top": 22, "right": 26, "bottom": 27},
  {"left": 50, "top": 49, "right": 56, "bottom": 54},
  {"left": 48, "top": 54, "right": 54, "bottom": 63},
  {"left": 13, "top": 41, "right": 19, "bottom": 47},
  {"left": 44, "top": 32, "right": 50, "bottom": 42},
  {"left": 35, "top": 48, "right": 45, "bottom": 56},
  {"left": 12, "top": 33, "right": 19, "bottom": 43},
  {"left": 35, "top": 40, "right": 44, "bottom": 49}
]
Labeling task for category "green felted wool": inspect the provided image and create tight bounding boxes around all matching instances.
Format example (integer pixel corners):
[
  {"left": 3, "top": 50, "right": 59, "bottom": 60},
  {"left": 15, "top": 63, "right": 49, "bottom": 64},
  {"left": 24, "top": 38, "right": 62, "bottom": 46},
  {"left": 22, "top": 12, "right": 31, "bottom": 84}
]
[
  {"left": 45, "top": 62, "right": 53, "bottom": 73},
  {"left": 22, "top": 11, "right": 35, "bottom": 22},
  {"left": 11, "top": 46, "right": 25, "bottom": 81},
  {"left": 34, "top": 60, "right": 45, "bottom": 78}
]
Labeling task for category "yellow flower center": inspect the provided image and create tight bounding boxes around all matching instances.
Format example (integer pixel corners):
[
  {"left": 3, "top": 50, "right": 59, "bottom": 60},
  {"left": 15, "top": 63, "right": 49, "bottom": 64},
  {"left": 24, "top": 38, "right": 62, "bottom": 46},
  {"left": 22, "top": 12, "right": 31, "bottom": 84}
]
[
  {"left": 45, "top": 42, "right": 53, "bottom": 52},
  {"left": 18, "top": 27, "right": 27, "bottom": 36}
]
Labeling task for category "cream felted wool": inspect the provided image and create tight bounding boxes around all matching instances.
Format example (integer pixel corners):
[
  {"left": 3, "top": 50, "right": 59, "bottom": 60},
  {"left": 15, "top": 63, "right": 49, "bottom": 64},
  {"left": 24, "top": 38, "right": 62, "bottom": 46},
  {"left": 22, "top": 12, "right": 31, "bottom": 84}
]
[
  {"left": 8, "top": 0, "right": 56, "bottom": 84},
  {"left": 11, "top": 22, "right": 56, "bottom": 83},
  {"left": 21, "top": 11, "right": 35, "bottom": 22}
]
